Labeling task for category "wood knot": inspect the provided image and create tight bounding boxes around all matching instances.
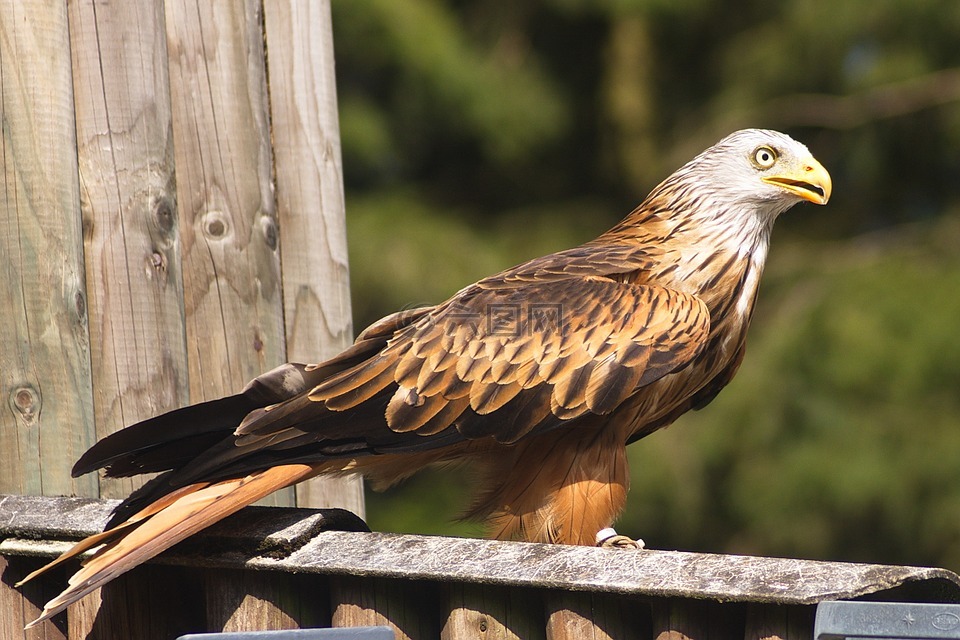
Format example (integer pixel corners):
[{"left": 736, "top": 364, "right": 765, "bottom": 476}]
[
  {"left": 148, "top": 250, "right": 166, "bottom": 273},
  {"left": 154, "top": 197, "right": 176, "bottom": 233},
  {"left": 201, "top": 210, "right": 229, "bottom": 240},
  {"left": 10, "top": 385, "right": 40, "bottom": 423},
  {"left": 74, "top": 291, "right": 87, "bottom": 322},
  {"left": 260, "top": 215, "right": 278, "bottom": 250}
]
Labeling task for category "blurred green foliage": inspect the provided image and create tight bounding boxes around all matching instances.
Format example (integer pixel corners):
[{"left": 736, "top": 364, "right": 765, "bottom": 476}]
[{"left": 331, "top": 0, "right": 960, "bottom": 568}]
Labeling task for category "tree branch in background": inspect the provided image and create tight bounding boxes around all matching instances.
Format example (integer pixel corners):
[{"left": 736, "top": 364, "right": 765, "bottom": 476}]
[{"left": 768, "top": 67, "right": 960, "bottom": 129}]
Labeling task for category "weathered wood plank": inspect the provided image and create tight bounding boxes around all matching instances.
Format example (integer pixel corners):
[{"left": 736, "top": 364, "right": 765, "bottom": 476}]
[
  {"left": 276, "top": 533, "right": 960, "bottom": 607},
  {"left": 0, "top": 555, "right": 66, "bottom": 640},
  {"left": 743, "top": 603, "right": 812, "bottom": 640},
  {"left": 651, "top": 599, "right": 743, "bottom": 640},
  {"left": 67, "top": 590, "right": 101, "bottom": 640},
  {"left": 0, "top": 495, "right": 362, "bottom": 634},
  {"left": 261, "top": 0, "right": 353, "bottom": 371},
  {"left": 442, "top": 583, "right": 543, "bottom": 640},
  {"left": 163, "top": 0, "right": 292, "bottom": 506},
  {"left": 69, "top": 564, "right": 203, "bottom": 640},
  {"left": 0, "top": 0, "right": 97, "bottom": 498},
  {"left": 4, "top": 495, "right": 960, "bottom": 608},
  {"left": 331, "top": 576, "right": 439, "bottom": 640},
  {"left": 204, "top": 568, "right": 330, "bottom": 632},
  {"left": 14, "top": 559, "right": 205, "bottom": 640},
  {"left": 262, "top": 0, "right": 364, "bottom": 516},
  {"left": 67, "top": 0, "right": 189, "bottom": 501},
  {"left": 545, "top": 591, "right": 649, "bottom": 640}
]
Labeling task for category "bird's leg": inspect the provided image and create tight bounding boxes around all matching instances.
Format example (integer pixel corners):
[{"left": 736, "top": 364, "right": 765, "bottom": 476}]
[
  {"left": 538, "top": 427, "right": 639, "bottom": 546},
  {"left": 595, "top": 527, "right": 644, "bottom": 549},
  {"left": 471, "top": 426, "right": 640, "bottom": 546}
]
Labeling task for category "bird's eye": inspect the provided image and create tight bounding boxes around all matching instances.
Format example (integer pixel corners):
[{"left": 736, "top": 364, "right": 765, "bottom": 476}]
[{"left": 753, "top": 146, "right": 778, "bottom": 168}]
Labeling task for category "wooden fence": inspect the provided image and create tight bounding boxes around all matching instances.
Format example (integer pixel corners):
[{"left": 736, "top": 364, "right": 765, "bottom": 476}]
[
  {"left": 3, "top": 494, "right": 960, "bottom": 639},
  {"left": 0, "top": 0, "right": 362, "bottom": 633},
  {"left": 0, "top": 0, "right": 362, "bottom": 506}
]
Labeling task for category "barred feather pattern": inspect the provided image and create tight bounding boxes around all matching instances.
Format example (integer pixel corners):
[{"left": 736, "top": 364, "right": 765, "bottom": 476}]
[{"left": 22, "top": 129, "right": 830, "bottom": 628}]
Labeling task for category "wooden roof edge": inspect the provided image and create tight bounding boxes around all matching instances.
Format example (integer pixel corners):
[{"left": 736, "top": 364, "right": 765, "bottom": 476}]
[{"left": 3, "top": 493, "right": 958, "bottom": 606}]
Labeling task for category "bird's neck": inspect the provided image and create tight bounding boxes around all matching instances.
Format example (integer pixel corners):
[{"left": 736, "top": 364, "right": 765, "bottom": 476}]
[{"left": 608, "top": 199, "right": 776, "bottom": 320}]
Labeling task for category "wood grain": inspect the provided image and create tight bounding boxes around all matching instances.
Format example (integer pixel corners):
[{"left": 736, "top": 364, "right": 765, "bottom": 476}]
[
  {"left": 332, "top": 575, "right": 440, "bottom": 640},
  {"left": 651, "top": 599, "right": 743, "bottom": 640},
  {"left": 1, "top": 1, "right": 364, "bottom": 635},
  {"left": 743, "top": 603, "right": 812, "bottom": 640},
  {"left": 6, "top": 496, "right": 960, "bottom": 607},
  {"left": 0, "top": 555, "right": 66, "bottom": 640},
  {"left": 262, "top": 0, "right": 365, "bottom": 514},
  {"left": 68, "top": 565, "right": 202, "bottom": 640},
  {"left": 545, "top": 591, "right": 649, "bottom": 640},
  {"left": 204, "top": 568, "right": 330, "bottom": 632},
  {"left": 442, "top": 583, "right": 543, "bottom": 640},
  {"left": 68, "top": 0, "right": 189, "bottom": 500},
  {"left": 163, "top": 0, "right": 292, "bottom": 506},
  {"left": 3, "top": 495, "right": 959, "bottom": 637},
  {"left": 0, "top": 0, "right": 97, "bottom": 498}
]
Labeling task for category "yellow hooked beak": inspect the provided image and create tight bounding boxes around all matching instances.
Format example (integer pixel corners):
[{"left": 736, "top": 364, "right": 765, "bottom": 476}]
[{"left": 762, "top": 156, "right": 832, "bottom": 205}]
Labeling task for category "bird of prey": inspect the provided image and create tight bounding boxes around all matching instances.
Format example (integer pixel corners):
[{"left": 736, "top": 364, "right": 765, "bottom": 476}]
[{"left": 22, "top": 128, "right": 830, "bottom": 626}]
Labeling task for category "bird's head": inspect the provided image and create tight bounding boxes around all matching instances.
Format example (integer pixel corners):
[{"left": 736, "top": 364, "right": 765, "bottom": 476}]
[{"left": 677, "top": 129, "right": 832, "bottom": 221}]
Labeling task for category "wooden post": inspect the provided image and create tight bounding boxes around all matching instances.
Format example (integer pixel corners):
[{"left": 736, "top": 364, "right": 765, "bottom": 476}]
[
  {"left": 0, "top": 0, "right": 97, "bottom": 499},
  {"left": 163, "top": 0, "right": 292, "bottom": 506},
  {"left": 67, "top": 564, "right": 203, "bottom": 640},
  {"left": 743, "top": 603, "right": 813, "bottom": 640},
  {"left": 651, "top": 599, "right": 744, "bottom": 640},
  {"left": 68, "top": 0, "right": 189, "bottom": 501},
  {"left": 262, "top": 0, "right": 365, "bottom": 513},
  {"left": 331, "top": 575, "right": 440, "bottom": 640},
  {"left": 204, "top": 569, "right": 330, "bottom": 632},
  {"left": 0, "top": 555, "right": 66, "bottom": 640},
  {"left": 2, "top": 0, "right": 364, "bottom": 630},
  {"left": 545, "top": 591, "right": 649, "bottom": 640},
  {"left": 442, "top": 583, "right": 544, "bottom": 640}
]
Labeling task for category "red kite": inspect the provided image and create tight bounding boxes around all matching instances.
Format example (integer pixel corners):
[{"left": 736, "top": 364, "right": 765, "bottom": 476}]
[{"left": 23, "top": 129, "right": 830, "bottom": 626}]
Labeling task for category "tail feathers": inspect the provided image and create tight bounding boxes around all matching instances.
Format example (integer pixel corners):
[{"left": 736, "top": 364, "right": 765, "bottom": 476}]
[
  {"left": 17, "top": 482, "right": 215, "bottom": 587},
  {"left": 71, "top": 394, "right": 255, "bottom": 477},
  {"left": 23, "top": 463, "right": 318, "bottom": 629},
  {"left": 70, "top": 362, "right": 342, "bottom": 479}
]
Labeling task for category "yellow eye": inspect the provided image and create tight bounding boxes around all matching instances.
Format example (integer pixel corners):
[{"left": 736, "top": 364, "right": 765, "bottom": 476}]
[{"left": 753, "top": 146, "right": 777, "bottom": 168}]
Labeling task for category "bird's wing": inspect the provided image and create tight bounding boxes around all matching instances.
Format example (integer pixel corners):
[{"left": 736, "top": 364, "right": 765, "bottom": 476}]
[
  {"left": 66, "top": 247, "right": 711, "bottom": 516},
  {"left": 237, "top": 276, "right": 711, "bottom": 447}
]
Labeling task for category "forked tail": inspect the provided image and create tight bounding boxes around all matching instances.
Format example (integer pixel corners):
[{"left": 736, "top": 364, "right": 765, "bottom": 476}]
[{"left": 20, "top": 463, "right": 318, "bottom": 628}]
